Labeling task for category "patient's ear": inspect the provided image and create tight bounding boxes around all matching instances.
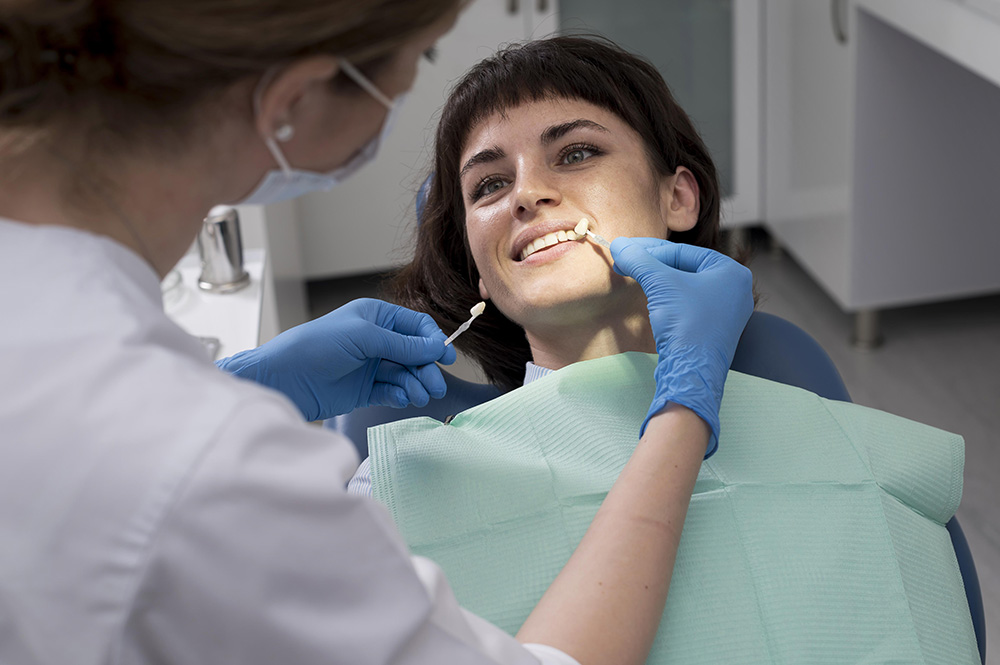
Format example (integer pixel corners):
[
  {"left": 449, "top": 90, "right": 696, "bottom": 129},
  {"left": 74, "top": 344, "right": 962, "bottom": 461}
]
[
  {"left": 659, "top": 166, "right": 700, "bottom": 234},
  {"left": 478, "top": 278, "right": 491, "bottom": 302}
]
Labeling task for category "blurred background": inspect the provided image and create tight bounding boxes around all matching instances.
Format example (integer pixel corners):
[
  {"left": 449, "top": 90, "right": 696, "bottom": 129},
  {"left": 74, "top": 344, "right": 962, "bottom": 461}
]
[{"left": 228, "top": 2, "right": 999, "bottom": 657}]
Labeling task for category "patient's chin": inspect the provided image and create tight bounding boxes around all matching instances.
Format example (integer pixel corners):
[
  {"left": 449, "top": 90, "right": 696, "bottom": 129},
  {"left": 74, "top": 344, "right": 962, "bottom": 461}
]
[
  {"left": 511, "top": 289, "right": 646, "bottom": 335},
  {"left": 481, "top": 263, "right": 644, "bottom": 334}
]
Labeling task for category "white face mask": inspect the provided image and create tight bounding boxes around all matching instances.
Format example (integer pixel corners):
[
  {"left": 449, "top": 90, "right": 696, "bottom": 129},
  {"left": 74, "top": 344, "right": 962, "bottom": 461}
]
[{"left": 237, "top": 60, "right": 404, "bottom": 206}]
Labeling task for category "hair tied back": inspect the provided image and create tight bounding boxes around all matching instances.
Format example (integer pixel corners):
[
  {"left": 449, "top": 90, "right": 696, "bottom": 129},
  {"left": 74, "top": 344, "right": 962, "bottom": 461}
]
[{"left": 0, "top": 2, "right": 112, "bottom": 123}]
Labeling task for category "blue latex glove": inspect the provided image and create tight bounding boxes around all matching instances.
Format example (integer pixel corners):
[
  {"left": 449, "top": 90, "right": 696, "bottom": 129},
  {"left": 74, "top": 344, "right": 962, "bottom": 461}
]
[
  {"left": 216, "top": 298, "right": 457, "bottom": 422},
  {"left": 610, "top": 237, "right": 754, "bottom": 457}
]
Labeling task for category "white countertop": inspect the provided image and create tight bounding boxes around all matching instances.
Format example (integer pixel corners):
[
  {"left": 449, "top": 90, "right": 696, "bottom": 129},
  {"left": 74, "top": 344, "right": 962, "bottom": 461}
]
[{"left": 162, "top": 249, "right": 265, "bottom": 361}]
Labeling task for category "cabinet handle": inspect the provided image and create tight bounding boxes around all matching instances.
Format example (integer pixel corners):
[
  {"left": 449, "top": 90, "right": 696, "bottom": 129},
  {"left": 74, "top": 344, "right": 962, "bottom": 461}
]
[
  {"left": 831, "top": 0, "right": 848, "bottom": 44},
  {"left": 508, "top": 0, "right": 518, "bottom": 14},
  {"left": 538, "top": 0, "right": 548, "bottom": 11}
]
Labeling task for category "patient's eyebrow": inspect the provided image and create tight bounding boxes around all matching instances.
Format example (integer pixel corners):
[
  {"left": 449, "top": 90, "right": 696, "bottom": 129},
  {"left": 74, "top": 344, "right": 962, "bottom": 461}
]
[
  {"left": 460, "top": 146, "right": 506, "bottom": 180},
  {"left": 541, "top": 119, "right": 610, "bottom": 145}
]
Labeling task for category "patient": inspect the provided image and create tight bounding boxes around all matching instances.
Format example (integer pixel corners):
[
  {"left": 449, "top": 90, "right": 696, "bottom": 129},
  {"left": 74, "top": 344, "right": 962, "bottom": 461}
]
[
  {"left": 348, "top": 35, "right": 727, "bottom": 494},
  {"left": 391, "top": 36, "right": 722, "bottom": 395},
  {"left": 347, "top": 37, "right": 977, "bottom": 663}
]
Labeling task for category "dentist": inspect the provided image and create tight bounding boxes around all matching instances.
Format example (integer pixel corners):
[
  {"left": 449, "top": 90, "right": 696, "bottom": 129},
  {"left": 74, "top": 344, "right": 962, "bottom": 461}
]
[{"left": 0, "top": 1, "right": 751, "bottom": 664}]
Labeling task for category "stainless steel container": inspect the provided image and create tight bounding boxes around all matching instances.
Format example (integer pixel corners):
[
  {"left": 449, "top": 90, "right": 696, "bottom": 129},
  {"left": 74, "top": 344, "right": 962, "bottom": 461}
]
[{"left": 197, "top": 205, "right": 250, "bottom": 293}]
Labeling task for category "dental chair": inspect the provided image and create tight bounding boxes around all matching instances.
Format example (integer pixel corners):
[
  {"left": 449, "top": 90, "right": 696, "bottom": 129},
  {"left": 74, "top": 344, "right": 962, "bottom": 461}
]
[{"left": 326, "top": 181, "right": 986, "bottom": 664}]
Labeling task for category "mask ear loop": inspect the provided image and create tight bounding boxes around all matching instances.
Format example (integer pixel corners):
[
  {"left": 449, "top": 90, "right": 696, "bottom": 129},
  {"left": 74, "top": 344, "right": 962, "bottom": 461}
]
[
  {"left": 252, "top": 67, "right": 294, "bottom": 177},
  {"left": 338, "top": 59, "right": 394, "bottom": 110},
  {"left": 253, "top": 60, "right": 392, "bottom": 178}
]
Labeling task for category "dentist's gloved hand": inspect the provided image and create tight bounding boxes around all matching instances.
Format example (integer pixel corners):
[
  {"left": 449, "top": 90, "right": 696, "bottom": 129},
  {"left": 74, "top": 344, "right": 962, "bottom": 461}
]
[
  {"left": 611, "top": 237, "right": 754, "bottom": 458},
  {"left": 216, "top": 298, "right": 457, "bottom": 422}
]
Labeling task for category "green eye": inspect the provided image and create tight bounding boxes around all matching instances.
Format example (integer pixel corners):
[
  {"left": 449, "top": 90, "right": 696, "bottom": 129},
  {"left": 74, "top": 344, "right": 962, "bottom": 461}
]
[
  {"left": 560, "top": 144, "right": 601, "bottom": 165},
  {"left": 471, "top": 176, "right": 509, "bottom": 201}
]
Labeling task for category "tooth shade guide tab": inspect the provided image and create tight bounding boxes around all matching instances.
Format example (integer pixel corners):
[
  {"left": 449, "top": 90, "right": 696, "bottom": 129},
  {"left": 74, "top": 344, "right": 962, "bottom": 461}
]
[
  {"left": 444, "top": 301, "right": 487, "bottom": 346},
  {"left": 574, "top": 217, "right": 611, "bottom": 249}
]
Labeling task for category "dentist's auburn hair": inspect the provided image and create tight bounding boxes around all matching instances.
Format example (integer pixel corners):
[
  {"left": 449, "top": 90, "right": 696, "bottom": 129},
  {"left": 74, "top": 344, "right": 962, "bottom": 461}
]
[
  {"left": 389, "top": 35, "right": 725, "bottom": 392},
  {"left": 0, "top": 0, "right": 458, "bottom": 155}
]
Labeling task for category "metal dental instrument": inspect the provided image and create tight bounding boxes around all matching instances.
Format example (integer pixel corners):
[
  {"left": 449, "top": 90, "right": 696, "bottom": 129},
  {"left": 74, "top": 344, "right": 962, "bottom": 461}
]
[
  {"left": 444, "top": 301, "right": 486, "bottom": 346},
  {"left": 575, "top": 217, "right": 611, "bottom": 249}
]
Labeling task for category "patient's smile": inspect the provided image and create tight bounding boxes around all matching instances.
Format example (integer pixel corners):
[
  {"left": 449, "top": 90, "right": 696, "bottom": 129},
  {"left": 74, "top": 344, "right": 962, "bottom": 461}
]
[{"left": 518, "top": 228, "right": 585, "bottom": 261}]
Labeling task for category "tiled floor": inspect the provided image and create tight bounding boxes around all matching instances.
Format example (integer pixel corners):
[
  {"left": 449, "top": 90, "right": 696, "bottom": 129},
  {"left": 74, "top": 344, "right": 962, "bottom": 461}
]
[{"left": 308, "top": 228, "right": 999, "bottom": 662}]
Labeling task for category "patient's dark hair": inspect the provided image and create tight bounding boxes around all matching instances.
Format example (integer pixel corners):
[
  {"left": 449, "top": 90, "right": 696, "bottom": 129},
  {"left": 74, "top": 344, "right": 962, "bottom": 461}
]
[{"left": 388, "top": 36, "right": 723, "bottom": 391}]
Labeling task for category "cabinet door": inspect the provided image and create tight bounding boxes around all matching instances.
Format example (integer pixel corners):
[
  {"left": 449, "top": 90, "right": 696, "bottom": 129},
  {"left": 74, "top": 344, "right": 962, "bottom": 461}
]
[
  {"left": 762, "top": 0, "right": 855, "bottom": 307},
  {"left": 763, "top": 0, "right": 853, "bottom": 226},
  {"left": 294, "top": 1, "right": 527, "bottom": 279},
  {"left": 552, "top": 0, "right": 761, "bottom": 226}
]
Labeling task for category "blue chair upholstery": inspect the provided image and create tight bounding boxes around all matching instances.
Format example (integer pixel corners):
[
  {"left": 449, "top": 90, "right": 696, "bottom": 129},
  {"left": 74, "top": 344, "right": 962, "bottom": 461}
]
[
  {"left": 950, "top": 516, "right": 987, "bottom": 664},
  {"left": 731, "top": 312, "right": 851, "bottom": 402}
]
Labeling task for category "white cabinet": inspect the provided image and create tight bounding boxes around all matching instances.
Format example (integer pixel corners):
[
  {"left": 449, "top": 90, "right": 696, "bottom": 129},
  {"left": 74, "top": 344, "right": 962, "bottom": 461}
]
[
  {"left": 763, "top": 0, "right": 856, "bottom": 307},
  {"left": 764, "top": 0, "right": 1000, "bottom": 333}
]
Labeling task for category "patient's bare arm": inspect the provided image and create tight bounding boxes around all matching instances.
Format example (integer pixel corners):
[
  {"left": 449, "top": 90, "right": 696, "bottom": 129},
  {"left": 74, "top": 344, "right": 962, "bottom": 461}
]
[{"left": 516, "top": 403, "right": 708, "bottom": 665}]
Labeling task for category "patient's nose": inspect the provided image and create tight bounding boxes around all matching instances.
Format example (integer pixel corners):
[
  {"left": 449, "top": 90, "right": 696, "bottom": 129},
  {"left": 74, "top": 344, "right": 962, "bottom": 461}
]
[{"left": 510, "top": 167, "right": 561, "bottom": 220}]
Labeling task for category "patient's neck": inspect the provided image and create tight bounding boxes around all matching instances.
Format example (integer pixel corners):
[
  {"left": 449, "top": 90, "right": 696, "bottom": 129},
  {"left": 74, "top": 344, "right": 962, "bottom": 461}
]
[{"left": 525, "top": 297, "right": 656, "bottom": 372}]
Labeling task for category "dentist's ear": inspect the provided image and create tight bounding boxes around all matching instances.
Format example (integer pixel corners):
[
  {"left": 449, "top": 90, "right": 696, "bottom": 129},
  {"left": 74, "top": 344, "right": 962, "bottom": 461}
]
[
  {"left": 660, "top": 165, "right": 700, "bottom": 234},
  {"left": 478, "top": 278, "right": 491, "bottom": 302},
  {"left": 254, "top": 56, "right": 340, "bottom": 141}
]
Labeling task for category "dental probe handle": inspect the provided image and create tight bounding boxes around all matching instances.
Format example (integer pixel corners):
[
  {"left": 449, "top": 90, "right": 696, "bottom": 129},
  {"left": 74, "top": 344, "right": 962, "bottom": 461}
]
[
  {"left": 586, "top": 230, "right": 612, "bottom": 249},
  {"left": 574, "top": 218, "right": 612, "bottom": 249},
  {"left": 443, "top": 322, "right": 471, "bottom": 346}
]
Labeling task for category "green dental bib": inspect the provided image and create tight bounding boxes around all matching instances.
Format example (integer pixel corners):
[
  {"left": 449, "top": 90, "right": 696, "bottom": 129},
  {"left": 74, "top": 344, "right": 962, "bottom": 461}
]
[{"left": 369, "top": 353, "right": 976, "bottom": 664}]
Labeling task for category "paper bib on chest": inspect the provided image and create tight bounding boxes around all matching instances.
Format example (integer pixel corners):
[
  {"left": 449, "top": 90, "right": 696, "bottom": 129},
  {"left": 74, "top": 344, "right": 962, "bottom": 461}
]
[{"left": 369, "top": 352, "right": 977, "bottom": 665}]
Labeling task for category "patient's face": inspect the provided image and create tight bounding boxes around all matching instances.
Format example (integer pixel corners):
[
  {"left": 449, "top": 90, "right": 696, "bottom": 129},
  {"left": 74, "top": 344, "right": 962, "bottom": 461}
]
[{"left": 459, "top": 96, "right": 674, "bottom": 329}]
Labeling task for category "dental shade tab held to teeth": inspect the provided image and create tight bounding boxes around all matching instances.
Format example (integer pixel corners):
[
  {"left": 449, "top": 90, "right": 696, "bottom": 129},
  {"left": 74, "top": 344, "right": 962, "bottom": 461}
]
[
  {"left": 444, "top": 301, "right": 486, "bottom": 346},
  {"left": 575, "top": 217, "right": 611, "bottom": 249}
]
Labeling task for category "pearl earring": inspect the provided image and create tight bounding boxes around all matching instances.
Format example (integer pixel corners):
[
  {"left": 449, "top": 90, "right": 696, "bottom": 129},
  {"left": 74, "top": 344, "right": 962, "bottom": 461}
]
[{"left": 275, "top": 124, "right": 294, "bottom": 142}]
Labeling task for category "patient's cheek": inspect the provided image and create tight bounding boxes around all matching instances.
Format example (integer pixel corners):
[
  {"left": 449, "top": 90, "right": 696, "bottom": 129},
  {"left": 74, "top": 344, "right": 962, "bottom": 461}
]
[
  {"left": 476, "top": 277, "right": 529, "bottom": 329},
  {"left": 480, "top": 280, "right": 517, "bottom": 321}
]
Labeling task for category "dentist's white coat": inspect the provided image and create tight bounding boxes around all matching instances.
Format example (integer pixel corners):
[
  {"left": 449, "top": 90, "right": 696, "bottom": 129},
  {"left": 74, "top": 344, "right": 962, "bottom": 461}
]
[{"left": 0, "top": 218, "right": 577, "bottom": 665}]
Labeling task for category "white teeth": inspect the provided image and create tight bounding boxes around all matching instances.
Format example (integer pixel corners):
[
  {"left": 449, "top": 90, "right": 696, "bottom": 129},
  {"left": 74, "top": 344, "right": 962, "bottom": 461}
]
[{"left": 519, "top": 229, "right": 586, "bottom": 261}]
